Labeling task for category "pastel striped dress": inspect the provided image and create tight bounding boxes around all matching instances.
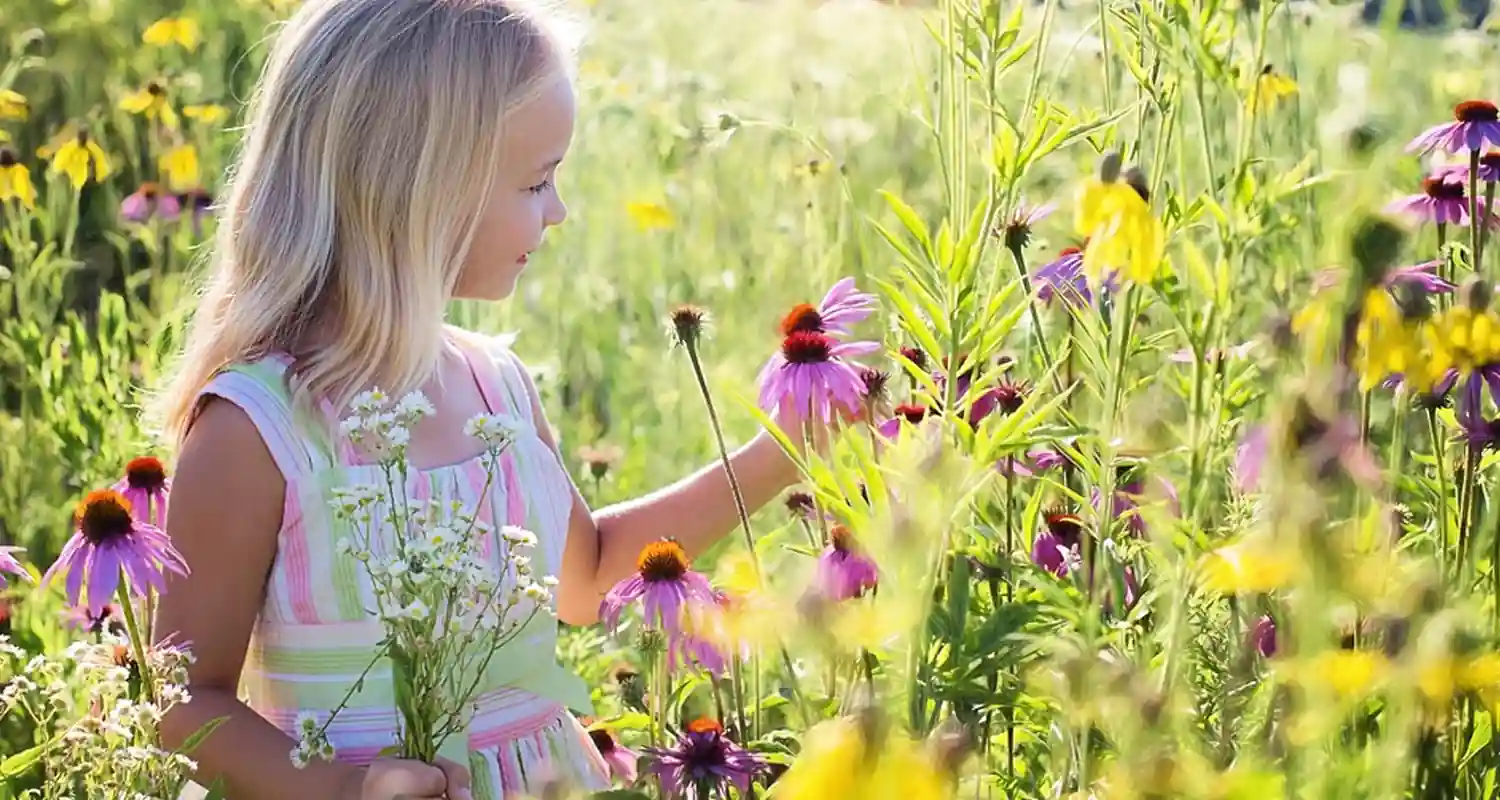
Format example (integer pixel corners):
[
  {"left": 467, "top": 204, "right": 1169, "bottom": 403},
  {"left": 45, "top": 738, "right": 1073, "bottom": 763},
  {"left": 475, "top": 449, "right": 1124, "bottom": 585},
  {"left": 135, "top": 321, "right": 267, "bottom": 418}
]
[{"left": 184, "top": 332, "right": 610, "bottom": 799}]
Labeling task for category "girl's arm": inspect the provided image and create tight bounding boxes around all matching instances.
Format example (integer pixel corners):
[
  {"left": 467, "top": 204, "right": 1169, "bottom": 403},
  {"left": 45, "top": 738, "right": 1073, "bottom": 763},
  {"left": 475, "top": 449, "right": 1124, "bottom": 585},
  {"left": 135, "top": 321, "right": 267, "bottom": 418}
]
[
  {"left": 153, "top": 399, "right": 368, "bottom": 799},
  {"left": 515, "top": 365, "right": 803, "bottom": 625}
]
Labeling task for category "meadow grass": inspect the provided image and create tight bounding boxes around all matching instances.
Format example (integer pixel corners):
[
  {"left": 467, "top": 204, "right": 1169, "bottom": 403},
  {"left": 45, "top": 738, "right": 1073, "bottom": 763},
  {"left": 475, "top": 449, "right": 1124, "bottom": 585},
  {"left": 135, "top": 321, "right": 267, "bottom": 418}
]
[{"left": 7, "top": 0, "right": 1500, "bottom": 797}]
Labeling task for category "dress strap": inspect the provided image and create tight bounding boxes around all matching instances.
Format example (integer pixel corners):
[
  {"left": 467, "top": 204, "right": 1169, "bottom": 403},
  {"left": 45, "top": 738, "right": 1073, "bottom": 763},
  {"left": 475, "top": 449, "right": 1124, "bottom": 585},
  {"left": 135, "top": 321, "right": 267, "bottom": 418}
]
[
  {"left": 195, "top": 356, "right": 340, "bottom": 481},
  {"left": 449, "top": 332, "right": 535, "bottom": 427}
]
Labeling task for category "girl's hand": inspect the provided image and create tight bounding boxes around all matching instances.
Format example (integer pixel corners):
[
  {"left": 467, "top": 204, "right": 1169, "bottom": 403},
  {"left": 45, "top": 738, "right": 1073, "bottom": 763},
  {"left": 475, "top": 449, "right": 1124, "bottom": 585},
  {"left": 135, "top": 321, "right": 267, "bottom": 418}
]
[{"left": 348, "top": 757, "right": 472, "bottom": 800}]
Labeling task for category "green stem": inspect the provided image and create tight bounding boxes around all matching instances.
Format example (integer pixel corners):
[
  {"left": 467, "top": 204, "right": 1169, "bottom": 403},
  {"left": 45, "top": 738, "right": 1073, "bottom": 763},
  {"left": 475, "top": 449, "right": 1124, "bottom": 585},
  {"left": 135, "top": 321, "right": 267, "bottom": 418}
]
[
  {"left": 115, "top": 580, "right": 158, "bottom": 707},
  {"left": 1428, "top": 409, "right": 1452, "bottom": 580},
  {"left": 684, "top": 340, "right": 761, "bottom": 579}
]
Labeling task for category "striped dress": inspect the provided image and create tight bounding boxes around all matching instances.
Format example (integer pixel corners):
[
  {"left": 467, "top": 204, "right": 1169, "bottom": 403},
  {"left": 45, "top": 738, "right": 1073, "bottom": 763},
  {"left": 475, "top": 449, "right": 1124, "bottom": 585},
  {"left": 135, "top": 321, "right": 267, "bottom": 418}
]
[{"left": 184, "top": 331, "right": 609, "bottom": 798}]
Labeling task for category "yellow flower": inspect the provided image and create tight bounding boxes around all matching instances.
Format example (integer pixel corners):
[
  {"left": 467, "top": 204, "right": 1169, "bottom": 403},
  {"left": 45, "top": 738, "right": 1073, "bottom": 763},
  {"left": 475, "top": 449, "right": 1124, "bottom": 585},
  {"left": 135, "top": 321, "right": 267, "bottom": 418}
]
[
  {"left": 0, "top": 149, "right": 36, "bottom": 210},
  {"left": 1075, "top": 153, "right": 1165, "bottom": 286},
  {"left": 1302, "top": 650, "right": 1389, "bottom": 698},
  {"left": 120, "top": 83, "right": 179, "bottom": 130},
  {"left": 50, "top": 130, "right": 111, "bottom": 189},
  {"left": 142, "top": 17, "right": 201, "bottom": 51},
  {"left": 183, "top": 104, "right": 229, "bottom": 126},
  {"left": 158, "top": 144, "right": 200, "bottom": 192},
  {"left": 1199, "top": 541, "right": 1296, "bottom": 594},
  {"left": 0, "top": 89, "right": 28, "bottom": 121},
  {"left": 626, "top": 200, "right": 674, "bottom": 231},
  {"left": 770, "top": 717, "right": 950, "bottom": 800},
  {"left": 1249, "top": 65, "right": 1298, "bottom": 113},
  {"left": 1354, "top": 287, "right": 1426, "bottom": 392},
  {"left": 1430, "top": 305, "right": 1500, "bottom": 374}
]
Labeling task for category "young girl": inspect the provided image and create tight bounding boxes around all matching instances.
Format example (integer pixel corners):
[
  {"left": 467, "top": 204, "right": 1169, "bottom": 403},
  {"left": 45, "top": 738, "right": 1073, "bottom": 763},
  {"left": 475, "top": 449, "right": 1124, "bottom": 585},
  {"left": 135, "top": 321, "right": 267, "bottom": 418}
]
[{"left": 150, "top": 1, "right": 808, "bottom": 797}]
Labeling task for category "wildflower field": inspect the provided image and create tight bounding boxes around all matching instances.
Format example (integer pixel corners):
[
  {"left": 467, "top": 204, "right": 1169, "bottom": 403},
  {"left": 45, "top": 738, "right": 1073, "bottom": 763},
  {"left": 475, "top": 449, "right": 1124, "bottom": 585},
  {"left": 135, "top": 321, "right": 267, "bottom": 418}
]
[{"left": 7, "top": 0, "right": 1500, "bottom": 796}]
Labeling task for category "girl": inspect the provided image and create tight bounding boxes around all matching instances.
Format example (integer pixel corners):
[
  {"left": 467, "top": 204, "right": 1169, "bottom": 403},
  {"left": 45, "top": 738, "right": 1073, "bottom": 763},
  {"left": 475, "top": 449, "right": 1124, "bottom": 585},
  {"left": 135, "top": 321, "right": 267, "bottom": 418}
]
[{"left": 150, "top": 0, "right": 810, "bottom": 797}]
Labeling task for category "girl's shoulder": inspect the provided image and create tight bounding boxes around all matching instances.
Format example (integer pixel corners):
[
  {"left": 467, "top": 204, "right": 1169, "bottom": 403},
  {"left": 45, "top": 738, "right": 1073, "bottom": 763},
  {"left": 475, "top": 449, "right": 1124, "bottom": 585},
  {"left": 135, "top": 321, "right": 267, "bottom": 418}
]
[{"left": 444, "top": 325, "right": 543, "bottom": 399}]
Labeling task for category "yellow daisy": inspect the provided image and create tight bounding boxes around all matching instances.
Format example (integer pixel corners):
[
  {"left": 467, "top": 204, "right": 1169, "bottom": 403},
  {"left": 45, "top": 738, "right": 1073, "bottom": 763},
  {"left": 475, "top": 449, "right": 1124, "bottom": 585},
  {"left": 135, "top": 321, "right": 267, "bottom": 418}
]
[
  {"left": 142, "top": 17, "right": 201, "bottom": 52},
  {"left": 183, "top": 104, "right": 229, "bottom": 126},
  {"left": 50, "top": 130, "right": 111, "bottom": 189},
  {"left": 770, "top": 716, "right": 950, "bottom": 800},
  {"left": 626, "top": 200, "right": 674, "bottom": 231},
  {"left": 1249, "top": 65, "right": 1298, "bottom": 113},
  {"left": 119, "top": 83, "right": 179, "bottom": 130},
  {"left": 0, "top": 148, "right": 36, "bottom": 210},
  {"left": 0, "top": 89, "right": 27, "bottom": 121},
  {"left": 1075, "top": 151, "right": 1165, "bottom": 286},
  {"left": 158, "top": 144, "right": 200, "bottom": 192}
]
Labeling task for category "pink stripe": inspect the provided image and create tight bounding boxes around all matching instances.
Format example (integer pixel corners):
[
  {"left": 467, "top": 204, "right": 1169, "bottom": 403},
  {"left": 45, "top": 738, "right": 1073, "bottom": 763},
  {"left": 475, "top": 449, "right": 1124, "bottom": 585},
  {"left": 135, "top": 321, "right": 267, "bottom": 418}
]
[
  {"left": 499, "top": 744, "right": 522, "bottom": 790},
  {"left": 468, "top": 707, "right": 566, "bottom": 749},
  {"left": 280, "top": 490, "right": 321, "bottom": 624},
  {"left": 502, "top": 456, "right": 526, "bottom": 528}
]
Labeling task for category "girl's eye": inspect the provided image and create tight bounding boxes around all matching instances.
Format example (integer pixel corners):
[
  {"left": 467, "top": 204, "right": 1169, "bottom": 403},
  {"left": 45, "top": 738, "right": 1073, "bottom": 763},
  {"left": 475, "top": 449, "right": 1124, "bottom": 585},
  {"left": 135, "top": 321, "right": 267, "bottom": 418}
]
[{"left": 527, "top": 179, "right": 553, "bottom": 195}]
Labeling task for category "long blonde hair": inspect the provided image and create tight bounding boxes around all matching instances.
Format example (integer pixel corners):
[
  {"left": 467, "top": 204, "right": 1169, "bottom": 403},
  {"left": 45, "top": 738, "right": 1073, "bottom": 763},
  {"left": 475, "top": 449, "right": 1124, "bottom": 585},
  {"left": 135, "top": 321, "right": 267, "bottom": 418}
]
[{"left": 153, "top": 0, "right": 578, "bottom": 447}]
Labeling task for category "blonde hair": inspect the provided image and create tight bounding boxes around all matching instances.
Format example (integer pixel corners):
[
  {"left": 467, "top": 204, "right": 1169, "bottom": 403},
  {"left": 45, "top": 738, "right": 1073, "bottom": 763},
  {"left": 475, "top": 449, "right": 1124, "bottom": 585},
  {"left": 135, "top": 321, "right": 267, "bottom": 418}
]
[{"left": 153, "top": 0, "right": 579, "bottom": 447}]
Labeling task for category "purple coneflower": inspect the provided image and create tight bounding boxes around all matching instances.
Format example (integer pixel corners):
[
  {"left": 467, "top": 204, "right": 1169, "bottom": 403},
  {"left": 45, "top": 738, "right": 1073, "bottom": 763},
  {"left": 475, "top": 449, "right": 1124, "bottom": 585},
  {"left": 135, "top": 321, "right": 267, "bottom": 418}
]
[
  {"left": 998, "top": 199, "right": 1056, "bottom": 252},
  {"left": 1104, "top": 463, "right": 1179, "bottom": 536},
  {"left": 1252, "top": 615, "right": 1278, "bottom": 658},
  {"left": 757, "top": 331, "right": 878, "bottom": 423},
  {"left": 1386, "top": 261, "right": 1456, "bottom": 294},
  {"left": 1385, "top": 176, "right": 1479, "bottom": 226},
  {"left": 779, "top": 278, "right": 877, "bottom": 338},
  {"left": 42, "top": 489, "right": 189, "bottom": 615},
  {"left": 1034, "top": 246, "right": 1089, "bottom": 306},
  {"left": 1406, "top": 100, "right": 1500, "bottom": 156},
  {"left": 179, "top": 188, "right": 214, "bottom": 237},
  {"left": 997, "top": 448, "right": 1069, "bottom": 477},
  {"left": 588, "top": 727, "right": 641, "bottom": 784},
  {"left": 1457, "top": 402, "right": 1500, "bottom": 452},
  {"left": 0, "top": 546, "right": 26, "bottom": 590},
  {"left": 667, "top": 631, "right": 729, "bottom": 677},
  {"left": 115, "top": 456, "right": 170, "bottom": 527},
  {"left": 1032, "top": 509, "right": 1083, "bottom": 577},
  {"left": 968, "top": 377, "right": 1029, "bottom": 425},
  {"left": 645, "top": 717, "right": 767, "bottom": 799},
  {"left": 1433, "top": 151, "right": 1500, "bottom": 185},
  {"left": 600, "top": 539, "right": 717, "bottom": 639},
  {"left": 121, "top": 182, "right": 181, "bottom": 224},
  {"left": 876, "top": 403, "right": 931, "bottom": 439},
  {"left": 815, "top": 525, "right": 879, "bottom": 601}
]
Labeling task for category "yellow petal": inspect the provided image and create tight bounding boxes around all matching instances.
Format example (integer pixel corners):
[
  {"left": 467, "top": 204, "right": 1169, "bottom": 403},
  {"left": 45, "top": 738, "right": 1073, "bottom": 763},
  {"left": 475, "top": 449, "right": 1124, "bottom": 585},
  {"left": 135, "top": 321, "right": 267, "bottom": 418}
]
[
  {"left": 87, "top": 141, "right": 112, "bottom": 182},
  {"left": 159, "top": 145, "right": 200, "bottom": 192},
  {"left": 183, "top": 104, "right": 228, "bottom": 125},
  {"left": 119, "top": 90, "right": 155, "bottom": 114},
  {"left": 0, "top": 89, "right": 27, "bottom": 121}
]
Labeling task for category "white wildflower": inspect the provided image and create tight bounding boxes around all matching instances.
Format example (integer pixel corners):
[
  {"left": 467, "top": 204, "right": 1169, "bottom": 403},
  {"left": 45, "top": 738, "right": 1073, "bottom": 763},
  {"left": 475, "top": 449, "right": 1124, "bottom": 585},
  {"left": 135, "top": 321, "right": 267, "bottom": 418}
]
[
  {"left": 465, "top": 413, "right": 524, "bottom": 443},
  {"left": 501, "top": 526, "right": 537, "bottom": 549},
  {"left": 290, "top": 744, "right": 311, "bottom": 770},
  {"left": 396, "top": 391, "right": 435, "bottom": 422},
  {"left": 521, "top": 582, "right": 551, "bottom": 604},
  {"left": 402, "top": 600, "right": 430, "bottom": 621},
  {"left": 351, "top": 389, "right": 389, "bottom": 415},
  {"left": 296, "top": 711, "right": 320, "bottom": 736}
]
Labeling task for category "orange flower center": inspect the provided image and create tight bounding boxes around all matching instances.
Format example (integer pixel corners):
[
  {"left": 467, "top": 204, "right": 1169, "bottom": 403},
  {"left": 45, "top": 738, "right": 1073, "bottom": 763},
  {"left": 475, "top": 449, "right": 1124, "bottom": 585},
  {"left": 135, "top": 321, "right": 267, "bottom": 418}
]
[
  {"left": 76, "top": 490, "right": 135, "bottom": 544},
  {"left": 830, "top": 524, "right": 856, "bottom": 553},
  {"left": 1482, "top": 151, "right": 1500, "bottom": 170},
  {"left": 894, "top": 403, "right": 928, "bottom": 424},
  {"left": 686, "top": 717, "right": 723, "bottom": 735},
  {"left": 125, "top": 456, "right": 168, "bottom": 490},
  {"left": 636, "top": 540, "right": 689, "bottom": 582},
  {"left": 780, "top": 303, "right": 824, "bottom": 336},
  {"left": 1455, "top": 100, "right": 1499, "bottom": 123},
  {"left": 1059, "top": 246, "right": 1082, "bottom": 258},
  {"left": 1043, "top": 508, "right": 1084, "bottom": 544}
]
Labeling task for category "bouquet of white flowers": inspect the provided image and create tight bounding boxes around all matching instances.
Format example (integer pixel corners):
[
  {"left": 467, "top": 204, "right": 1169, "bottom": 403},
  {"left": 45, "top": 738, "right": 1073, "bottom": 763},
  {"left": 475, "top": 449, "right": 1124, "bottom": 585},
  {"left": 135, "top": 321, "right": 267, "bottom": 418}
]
[{"left": 294, "top": 389, "right": 557, "bottom": 766}]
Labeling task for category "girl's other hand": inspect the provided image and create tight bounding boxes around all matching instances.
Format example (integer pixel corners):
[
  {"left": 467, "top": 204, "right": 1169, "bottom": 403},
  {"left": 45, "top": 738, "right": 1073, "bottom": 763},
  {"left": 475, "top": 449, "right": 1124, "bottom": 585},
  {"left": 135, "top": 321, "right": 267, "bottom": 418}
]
[{"left": 349, "top": 757, "right": 472, "bottom": 800}]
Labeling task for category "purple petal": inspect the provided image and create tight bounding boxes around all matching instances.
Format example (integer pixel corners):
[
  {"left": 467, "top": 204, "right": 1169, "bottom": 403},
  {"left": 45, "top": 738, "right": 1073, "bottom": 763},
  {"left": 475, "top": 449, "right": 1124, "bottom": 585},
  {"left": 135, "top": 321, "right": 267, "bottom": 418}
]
[
  {"left": 85, "top": 543, "right": 122, "bottom": 615},
  {"left": 1235, "top": 425, "right": 1269, "bottom": 493}
]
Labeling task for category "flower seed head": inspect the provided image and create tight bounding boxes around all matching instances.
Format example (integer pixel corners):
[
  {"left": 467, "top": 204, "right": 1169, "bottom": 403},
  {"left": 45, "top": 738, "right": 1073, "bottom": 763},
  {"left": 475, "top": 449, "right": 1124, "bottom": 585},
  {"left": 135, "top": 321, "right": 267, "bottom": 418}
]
[
  {"left": 785, "top": 490, "right": 816, "bottom": 519},
  {"left": 899, "top": 346, "right": 927, "bottom": 371},
  {"left": 1097, "top": 149, "right": 1123, "bottom": 184},
  {"left": 1462, "top": 276, "right": 1493, "bottom": 311},
  {"left": 859, "top": 367, "right": 890, "bottom": 404},
  {"left": 780, "top": 303, "right": 824, "bottom": 336},
  {"left": 124, "top": 456, "right": 168, "bottom": 491},
  {"left": 0, "top": 149, "right": 16, "bottom": 168},
  {"left": 1122, "top": 166, "right": 1149, "bottom": 202},
  {"left": 76, "top": 490, "right": 136, "bottom": 545},
  {"left": 669, "top": 305, "right": 708, "bottom": 349},
  {"left": 1454, "top": 100, "right": 1499, "bottom": 123},
  {"left": 636, "top": 539, "right": 690, "bottom": 582},
  {"left": 781, "top": 331, "right": 835, "bottom": 364}
]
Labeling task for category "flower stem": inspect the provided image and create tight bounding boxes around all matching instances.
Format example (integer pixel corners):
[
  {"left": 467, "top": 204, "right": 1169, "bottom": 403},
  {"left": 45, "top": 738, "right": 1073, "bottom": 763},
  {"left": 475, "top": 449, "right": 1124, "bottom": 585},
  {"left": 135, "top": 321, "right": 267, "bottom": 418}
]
[
  {"left": 1470, "top": 149, "right": 1482, "bottom": 274},
  {"left": 1427, "top": 408, "right": 1452, "bottom": 580},
  {"left": 115, "top": 580, "right": 158, "bottom": 707},
  {"left": 683, "top": 339, "right": 762, "bottom": 580}
]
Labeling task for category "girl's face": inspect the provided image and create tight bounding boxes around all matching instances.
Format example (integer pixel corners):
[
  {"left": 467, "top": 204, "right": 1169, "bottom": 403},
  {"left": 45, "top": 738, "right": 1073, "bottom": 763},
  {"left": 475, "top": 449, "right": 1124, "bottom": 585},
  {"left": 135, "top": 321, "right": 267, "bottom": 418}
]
[{"left": 454, "top": 71, "right": 576, "bottom": 301}]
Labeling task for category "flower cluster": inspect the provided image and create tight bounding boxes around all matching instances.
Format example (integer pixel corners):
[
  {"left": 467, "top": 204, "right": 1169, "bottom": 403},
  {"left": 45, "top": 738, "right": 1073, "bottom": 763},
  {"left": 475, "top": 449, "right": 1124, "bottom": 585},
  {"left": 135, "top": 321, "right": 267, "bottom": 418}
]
[{"left": 297, "top": 389, "right": 556, "bottom": 765}]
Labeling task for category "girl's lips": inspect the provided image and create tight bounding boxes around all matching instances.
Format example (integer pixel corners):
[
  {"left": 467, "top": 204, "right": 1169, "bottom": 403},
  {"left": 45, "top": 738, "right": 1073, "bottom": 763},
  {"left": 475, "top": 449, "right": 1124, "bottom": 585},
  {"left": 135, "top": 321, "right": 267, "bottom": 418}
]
[{"left": 518, "top": 253, "right": 529, "bottom": 265}]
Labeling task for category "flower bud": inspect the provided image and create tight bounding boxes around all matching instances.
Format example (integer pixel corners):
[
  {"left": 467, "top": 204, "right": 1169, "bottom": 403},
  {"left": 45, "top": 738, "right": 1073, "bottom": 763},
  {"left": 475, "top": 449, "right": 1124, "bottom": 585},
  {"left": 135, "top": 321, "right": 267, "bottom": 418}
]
[
  {"left": 1349, "top": 214, "right": 1406, "bottom": 289},
  {"left": 1462, "top": 276, "right": 1493, "bottom": 311}
]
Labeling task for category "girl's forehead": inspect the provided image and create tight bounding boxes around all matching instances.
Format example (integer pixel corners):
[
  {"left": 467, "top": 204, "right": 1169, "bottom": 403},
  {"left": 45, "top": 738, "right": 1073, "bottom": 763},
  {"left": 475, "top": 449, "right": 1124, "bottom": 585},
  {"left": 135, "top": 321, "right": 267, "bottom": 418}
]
[{"left": 504, "top": 74, "right": 576, "bottom": 164}]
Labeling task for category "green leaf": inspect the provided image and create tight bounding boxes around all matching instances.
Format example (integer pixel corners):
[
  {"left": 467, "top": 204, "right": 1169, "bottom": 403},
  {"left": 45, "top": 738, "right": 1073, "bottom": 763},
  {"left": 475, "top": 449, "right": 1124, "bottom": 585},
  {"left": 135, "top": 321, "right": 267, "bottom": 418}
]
[
  {"left": 591, "top": 712, "right": 653, "bottom": 732},
  {"left": 880, "top": 190, "right": 934, "bottom": 262},
  {"left": 177, "top": 715, "right": 231, "bottom": 756},
  {"left": 1461, "top": 711, "right": 1493, "bottom": 769},
  {"left": 0, "top": 733, "right": 61, "bottom": 781}
]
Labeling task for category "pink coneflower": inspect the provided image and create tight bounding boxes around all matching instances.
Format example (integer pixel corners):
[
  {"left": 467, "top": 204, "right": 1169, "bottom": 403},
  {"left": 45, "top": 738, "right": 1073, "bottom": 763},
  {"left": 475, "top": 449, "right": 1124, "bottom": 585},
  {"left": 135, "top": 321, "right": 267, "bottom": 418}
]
[
  {"left": 588, "top": 727, "right": 642, "bottom": 784},
  {"left": 756, "top": 331, "right": 878, "bottom": 422},
  {"left": 997, "top": 199, "right": 1056, "bottom": 252},
  {"left": 42, "top": 489, "right": 189, "bottom": 615},
  {"left": 1034, "top": 247, "right": 1089, "bottom": 305},
  {"left": 876, "top": 403, "right": 931, "bottom": 439},
  {"left": 1385, "top": 176, "right": 1481, "bottom": 226},
  {"left": 815, "top": 525, "right": 879, "bottom": 601},
  {"left": 645, "top": 717, "right": 767, "bottom": 799},
  {"left": 0, "top": 546, "right": 26, "bottom": 590},
  {"left": 1252, "top": 615, "right": 1278, "bottom": 658},
  {"left": 114, "top": 456, "right": 170, "bottom": 527},
  {"left": 1032, "top": 509, "right": 1083, "bottom": 576},
  {"left": 995, "top": 448, "right": 1068, "bottom": 477},
  {"left": 667, "top": 632, "right": 729, "bottom": 677},
  {"left": 1433, "top": 151, "right": 1500, "bottom": 185},
  {"left": 121, "top": 182, "right": 181, "bottom": 223},
  {"left": 968, "top": 377, "right": 1029, "bottom": 425},
  {"left": 600, "top": 539, "right": 717, "bottom": 639},
  {"left": 1234, "top": 425, "right": 1270, "bottom": 494},
  {"left": 1406, "top": 101, "right": 1500, "bottom": 156},
  {"left": 779, "top": 277, "right": 877, "bottom": 338}
]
